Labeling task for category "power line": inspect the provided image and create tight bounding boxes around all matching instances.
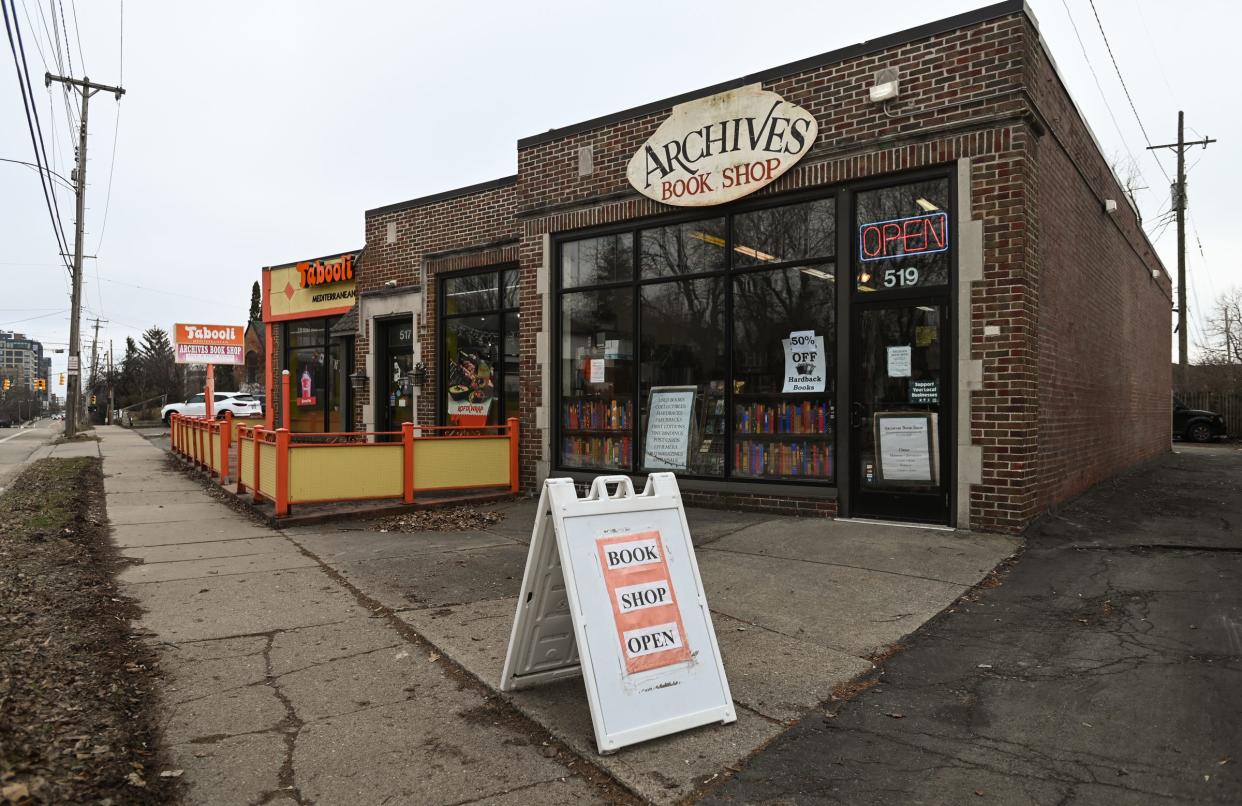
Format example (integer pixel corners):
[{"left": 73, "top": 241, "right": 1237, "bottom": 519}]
[
  {"left": 55, "top": 0, "right": 69, "bottom": 75},
  {"left": 66, "top": 0, "right": 82, "bottom": 74},
  {"left": 1059, "top": 0, "right": 1150, "bottom": 203},
  {"left": 0, "top": 155, "right": 74, "bottom": 189},
  {"left": 1086, "top": 0, "right": 1172, "bottom": 185},
  {"left": 9, "top": 0, "right": 71, "bottom": 259},
  {"left": 3, "top": 0, "right": 72, "bottom": 271},
  {"left": 93, "top": 0, "right": 121, "bottom": 254}
]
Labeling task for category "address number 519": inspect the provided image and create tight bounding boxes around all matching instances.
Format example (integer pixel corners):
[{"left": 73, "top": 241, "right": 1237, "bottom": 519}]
[{"left": 883, "top": 267, "right": 920, "bottom": 288}]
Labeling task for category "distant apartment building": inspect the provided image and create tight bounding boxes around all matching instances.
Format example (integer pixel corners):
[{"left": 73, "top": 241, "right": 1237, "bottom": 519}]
[{"left": 0, "top": 331, "right": 46, "bottom": 393}]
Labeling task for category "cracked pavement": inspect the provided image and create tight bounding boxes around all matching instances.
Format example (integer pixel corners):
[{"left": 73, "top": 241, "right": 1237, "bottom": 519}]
[
  {"left": 101, "top": 428, "right": 603, "bottom": 805},
  {"left": 98, "top": 425, "right": 1019, "bottom": 804},
  {"left": 708, "top": 443, "right": 1242, "bottom": 805}
]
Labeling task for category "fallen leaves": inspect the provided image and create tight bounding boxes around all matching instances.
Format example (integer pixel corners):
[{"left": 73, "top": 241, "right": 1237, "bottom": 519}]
[{"left": 372, "top": 506, "right": 504, "bottom": 533}]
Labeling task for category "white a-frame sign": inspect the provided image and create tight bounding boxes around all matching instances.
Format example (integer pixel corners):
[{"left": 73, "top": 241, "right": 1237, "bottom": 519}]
[{"left": 500, "top": 474, "right": 735, "bottom": 753}]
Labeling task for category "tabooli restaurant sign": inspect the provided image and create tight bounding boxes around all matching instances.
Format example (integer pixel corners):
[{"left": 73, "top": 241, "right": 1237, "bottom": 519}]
[
  {"left": 626, "top": 84, "right": 818, "bottom": 207},
  {"left": 265, "top": 252, "right": 358, "bottom": 322}
]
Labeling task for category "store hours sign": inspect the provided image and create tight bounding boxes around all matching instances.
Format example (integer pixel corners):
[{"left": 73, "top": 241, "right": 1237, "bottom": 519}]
[{"left": 627, "top": 84, "right": 818, "bottom": 207}]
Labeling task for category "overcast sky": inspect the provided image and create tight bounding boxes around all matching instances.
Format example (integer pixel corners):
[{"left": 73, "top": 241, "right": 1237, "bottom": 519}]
[{"left": 4, "top": 0, "right": 1237, "bottom": 399}]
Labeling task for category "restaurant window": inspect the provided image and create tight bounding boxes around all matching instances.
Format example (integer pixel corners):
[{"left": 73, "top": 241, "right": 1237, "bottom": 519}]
[
  {"left": 557, "top": 195, "right": 837, "bottom": 483},
  {"left": 440, "top": 267, "right": 519, "bottom": 426},
  {"left": 283, "top": 317, "right": 348, "bottom": 433},
  {"left": 855, "top": 179, "right": 951, "bottom": 292}
]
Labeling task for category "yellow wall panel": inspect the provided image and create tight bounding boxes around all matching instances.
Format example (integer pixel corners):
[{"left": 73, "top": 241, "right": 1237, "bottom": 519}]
[
  {"left": 239, "top": 438, "right": 255, "bottom": 488},
  {"left": 288, "top": 445, "right": 403, "bottom": 502},
  {"left": 258, "top": 442, "right": 277, "bottom": 498},
  {"left": 414, "top": 438, "right": 509, "bottom": 491}
]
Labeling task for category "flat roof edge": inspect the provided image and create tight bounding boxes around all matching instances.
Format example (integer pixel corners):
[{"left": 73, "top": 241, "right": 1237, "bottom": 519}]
[
  {"left": 262, "top": 248, "right": 361, "bottom": 272},
  {"left": 518, "top": 0, "right": 1028, "bottom": 149},
  {"left": 366, "top": 175, "right": 518, "bottom": 217}
]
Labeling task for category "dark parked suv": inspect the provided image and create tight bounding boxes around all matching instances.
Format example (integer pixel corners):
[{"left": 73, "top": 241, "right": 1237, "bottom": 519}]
[{"left": 1173, "top": 398, "right": 1227, "bottom": 443}]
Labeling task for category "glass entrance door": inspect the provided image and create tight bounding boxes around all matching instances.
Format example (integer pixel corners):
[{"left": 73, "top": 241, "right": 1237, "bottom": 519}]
[
  {"left": 849, "top": 302, "right": 950, "bottom": 523},
  {"left": 379, "top": 320, "right": 414, "bottom": 433}
]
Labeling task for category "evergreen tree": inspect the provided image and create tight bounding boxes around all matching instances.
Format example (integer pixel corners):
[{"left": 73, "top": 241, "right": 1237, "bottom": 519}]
[
  {"left": 139, "top": 327, "right": 183, "bottom": 402},
  {"left": 117, "top": 337, "right": 141, "bottom": 406},
  {"left": 249, "top": 281, "right": 262, "bottom": 323}
]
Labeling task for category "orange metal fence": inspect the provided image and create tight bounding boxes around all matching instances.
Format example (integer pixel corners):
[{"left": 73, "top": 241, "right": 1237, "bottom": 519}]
[{"left": 170, "top": 414, "right": 519, "bottom": 517}]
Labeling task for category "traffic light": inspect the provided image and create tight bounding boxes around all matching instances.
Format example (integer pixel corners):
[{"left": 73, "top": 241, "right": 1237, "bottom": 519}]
[
  {"left": 59, "top": 373, "right": 65, "bottom": 385},
  {"left": 2, "top": 378, "right": 9, "bottom": 391},
  {"left": 90, "top": 394, "right": 97, "bottom": 405}
]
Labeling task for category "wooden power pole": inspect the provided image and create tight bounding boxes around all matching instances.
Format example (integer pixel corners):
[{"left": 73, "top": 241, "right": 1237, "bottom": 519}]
[
  {"left": 1148, "top": 111, "right": 1215, "bottom": 390},
  {"left": 46, "top": 73, "right": 125, "bottom": 437}
]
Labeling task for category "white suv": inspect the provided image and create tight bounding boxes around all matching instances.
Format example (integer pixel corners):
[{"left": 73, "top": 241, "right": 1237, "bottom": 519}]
[{"left": 162, "top": 392, "right": 263, "bottom": 424}]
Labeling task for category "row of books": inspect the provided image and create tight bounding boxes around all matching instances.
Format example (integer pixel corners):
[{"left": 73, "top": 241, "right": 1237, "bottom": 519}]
[
  {"left": 562, "top": 435, "right": 633, "bottom": 469},
  {"left": 564, "top": 398, "right": 633, "bottom": 431},
  {"left": 736, "top": 401, "right": 832, "bottom": 435},
  {"left": 735, "top": 440, "right": 833, "bottom": 478}
]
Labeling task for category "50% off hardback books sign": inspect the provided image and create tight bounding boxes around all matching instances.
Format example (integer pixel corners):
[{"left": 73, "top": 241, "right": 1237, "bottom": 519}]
[{"left": 500, "top": 474, "right": 735, "bottom": 753}]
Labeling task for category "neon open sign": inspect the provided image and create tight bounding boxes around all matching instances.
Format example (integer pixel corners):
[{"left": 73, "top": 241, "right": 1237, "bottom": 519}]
[{"left": 858, "top": 212, "right": 949, "bottom": 262}]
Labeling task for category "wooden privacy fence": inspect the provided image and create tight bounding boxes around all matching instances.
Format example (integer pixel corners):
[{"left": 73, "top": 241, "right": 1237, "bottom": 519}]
[
  {"left": 171, "top": 414, "right": 520, "bottom": 516},
  {"left": 1179, "top": 392, "right": 1242, "bottom": 437}
]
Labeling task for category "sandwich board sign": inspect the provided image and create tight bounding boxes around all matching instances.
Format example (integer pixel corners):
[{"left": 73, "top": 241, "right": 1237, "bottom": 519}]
[{"left": 500, "top": 473, "right": 735, "bottom": 753}]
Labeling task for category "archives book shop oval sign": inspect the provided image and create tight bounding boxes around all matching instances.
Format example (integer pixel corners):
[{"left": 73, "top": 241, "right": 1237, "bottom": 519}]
[{"left": 627, "top": 83, "right": 818, "bottom": 207}]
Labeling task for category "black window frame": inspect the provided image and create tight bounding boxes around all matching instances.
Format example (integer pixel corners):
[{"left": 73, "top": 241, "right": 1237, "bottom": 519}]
[
  {"left": 437, "top": 264, "right": 520, "bottom": 427},
  {"left": 553, "top": 186, "right": 841, "bottom": 487}
]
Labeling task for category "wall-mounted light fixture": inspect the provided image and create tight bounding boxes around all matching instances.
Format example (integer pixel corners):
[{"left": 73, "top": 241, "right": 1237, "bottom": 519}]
[
  {"left": 1103, "top": 199, "right": 1118, "bottom": 214},
  {"left": 349, "top": 368, "right": 368, "bottom": 392},
  {"left": 407, "top": 362, "right": 427, "bottom": 387},
  {"left": 869, "top": 67, "right": 900, "bottom": 103}
]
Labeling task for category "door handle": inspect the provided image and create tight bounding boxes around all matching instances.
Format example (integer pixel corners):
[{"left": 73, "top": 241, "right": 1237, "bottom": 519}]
[{"left": 850, "top": 402, "right": 867, "bottom": 430}]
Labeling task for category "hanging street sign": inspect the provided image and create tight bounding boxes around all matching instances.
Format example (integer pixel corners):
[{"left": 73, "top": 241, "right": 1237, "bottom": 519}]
[
  {"left": 500, "top": 474, "right": 735, "bottom": 753},
  {"left": 627, "top": 83, "right": 818, "bottom": 207}
]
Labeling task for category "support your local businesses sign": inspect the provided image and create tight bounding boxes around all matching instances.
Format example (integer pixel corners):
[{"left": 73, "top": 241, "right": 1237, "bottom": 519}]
[{"left": 627, "top": 84, "right": 818, "bottom": 207}]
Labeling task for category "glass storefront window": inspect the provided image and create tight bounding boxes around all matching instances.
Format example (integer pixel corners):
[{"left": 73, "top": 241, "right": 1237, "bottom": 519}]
[
  {"left": 440, "top": 267, "right": 519, "bottom": 427},
  {"left": 639, "top": 277, "right": 725, "bottom": 476},
  {"left": 561, "top": 233, "right": 632, "bottom": 288},
  {"left": 444, "top": 273, "right": 498, "bottom": 314},
  {"left": 283, "top": 317, "right": 349, "bottom": 433},
  {"left": 855, "top": 179, "right": 951, "bottom": 291},
  {"left": 557, "top": 192, "right": 852, "bottom": 484},
  {"left": 560, "top": 288, "right": 634, "bottom": 471},
  {"left": 733, "top": 198, "right": 835, "bottom": 267},
  {"left": 503, "top": 311, "right": 519, "bottom": 424},
  {"left": 444, "top": 316, "right": 500, "bottom": 426},
  {"left": 287, "top": 319, "right": 327, "bottom": 348},
  {"left": 732, "top": 264, "right": 836, "bottom": 481},
  {"left": 288, "top": 346, "right": 326, "bottom": 433},
  {"left": 502, "top": 269, "right": 519, "bottom": 309},
  {"left": 639, "top": 218, "right": 727, "bottom": 278}
]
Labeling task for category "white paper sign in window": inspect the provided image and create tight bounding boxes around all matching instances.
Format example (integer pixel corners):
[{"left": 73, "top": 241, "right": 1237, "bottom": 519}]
[
  {"left": 886, "top": 345, "right": 912, "bottom": 378},
  {"left": 782, "top": 330, "right": 826, "bottom": 393}
]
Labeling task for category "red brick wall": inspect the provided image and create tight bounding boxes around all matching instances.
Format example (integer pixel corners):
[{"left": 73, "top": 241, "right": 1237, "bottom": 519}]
[
  {"left": 355, "top": 181, "right": 520, "bottom": 428},
  {"left": 1024, "top": 24, "right": 1172, "bottom": 514},
  {"left": 516, "top": 16, "right": 1026, "bottom": 214},
  {"left": 346, "top": 6, "right": 1170, "bottom": 530}
]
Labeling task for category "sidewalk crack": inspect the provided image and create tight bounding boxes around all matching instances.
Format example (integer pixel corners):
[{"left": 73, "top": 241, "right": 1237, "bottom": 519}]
[{"left": 257, "top": 632, "right": 306, "bottom": 805}]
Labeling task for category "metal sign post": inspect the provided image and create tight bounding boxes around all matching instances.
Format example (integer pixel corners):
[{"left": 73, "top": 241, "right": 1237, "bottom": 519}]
[{"left": 501, "top": 473, "right": 735, "bottom": 753}]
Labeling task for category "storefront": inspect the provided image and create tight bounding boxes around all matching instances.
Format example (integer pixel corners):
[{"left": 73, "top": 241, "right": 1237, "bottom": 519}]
[
  {"left": 261, "top": 250, "right": 358, "bottom": 433},
  {"left": 355, "top": 1, "right": 1171, "bottom": 533}
]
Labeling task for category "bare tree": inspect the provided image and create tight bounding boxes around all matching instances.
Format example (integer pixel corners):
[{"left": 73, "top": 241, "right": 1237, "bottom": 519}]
[{"left": 1196, "top": 286, "right": 1242, "bottom": 365}]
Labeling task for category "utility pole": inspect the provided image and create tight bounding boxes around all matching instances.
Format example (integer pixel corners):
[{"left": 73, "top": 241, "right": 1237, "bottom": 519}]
[
  {"left": 1148, "top": 111, "right": 1215, "bottom": 390},
  {"left": 107, "top": 340, "right": 114, "bottom": 425},
  {"left": 87, "top": 317, "right": 104, "bottom": 421},
  {"left": 46, "top": 73, "right": 125, "bottom": 438}
]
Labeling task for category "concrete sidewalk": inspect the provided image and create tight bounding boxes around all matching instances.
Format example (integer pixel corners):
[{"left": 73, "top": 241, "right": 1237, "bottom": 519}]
[{"left": 98, "top": 425, "right": 1019, "bottom": 804}]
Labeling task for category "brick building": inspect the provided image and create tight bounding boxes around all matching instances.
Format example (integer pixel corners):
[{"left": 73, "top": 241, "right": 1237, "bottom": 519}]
[{"left": 345, "top": 0, "right": 1170, "bottom": 533}]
